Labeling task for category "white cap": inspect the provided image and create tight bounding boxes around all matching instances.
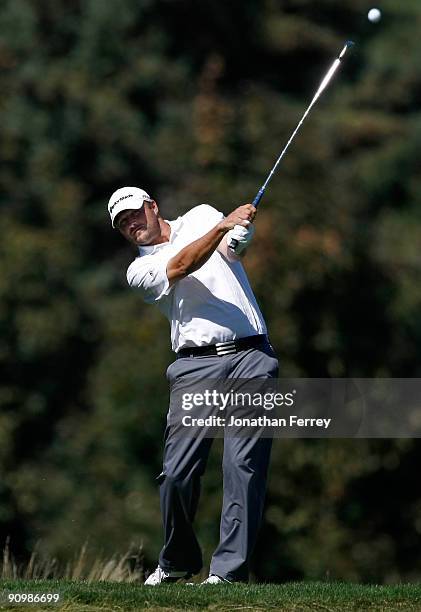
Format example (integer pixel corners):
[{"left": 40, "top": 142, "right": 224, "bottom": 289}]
[{"left": 108, "top": 186, "right": 152, "bottom": 228}]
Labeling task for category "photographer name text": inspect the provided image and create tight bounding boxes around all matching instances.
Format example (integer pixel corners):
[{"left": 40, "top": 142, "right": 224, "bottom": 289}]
[{"left": 181, "top": 415, "right": 332, "bottom": 429}]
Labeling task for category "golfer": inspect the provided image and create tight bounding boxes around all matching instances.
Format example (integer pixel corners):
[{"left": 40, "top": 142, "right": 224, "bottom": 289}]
[{"left": 108, "top": 186, "right": 279, "bottom": 584}]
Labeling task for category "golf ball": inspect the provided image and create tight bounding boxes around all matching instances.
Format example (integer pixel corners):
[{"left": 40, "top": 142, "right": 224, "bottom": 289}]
[{"left": 368, "top": 8, "right": 381, "bottom": 23}]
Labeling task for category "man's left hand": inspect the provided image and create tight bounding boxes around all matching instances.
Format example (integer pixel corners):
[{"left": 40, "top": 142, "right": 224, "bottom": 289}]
[{"left": 226, "top": 223, "right": 255, "bottom": 255}]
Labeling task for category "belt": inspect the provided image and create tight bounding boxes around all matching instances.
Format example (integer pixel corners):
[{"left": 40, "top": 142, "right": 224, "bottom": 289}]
[{"left": 176, "top": 334, "right": 268, "bottom": 358}]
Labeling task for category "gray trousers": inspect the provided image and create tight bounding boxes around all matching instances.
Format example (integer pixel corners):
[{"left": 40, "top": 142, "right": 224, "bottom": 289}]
[{"left": 156, "top": 339, "right": 279, "bottom": 582}]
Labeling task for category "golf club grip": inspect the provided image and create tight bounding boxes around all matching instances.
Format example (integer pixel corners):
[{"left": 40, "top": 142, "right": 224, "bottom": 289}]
[
  {"left": 252, "top": 187, "right": 265, "bottom": 208},
  {"left": 228, "top": 189, "right": 263, "bottom": 251},
  {"left": 228, "top": 187, "right": 265, "bottom": 251}
]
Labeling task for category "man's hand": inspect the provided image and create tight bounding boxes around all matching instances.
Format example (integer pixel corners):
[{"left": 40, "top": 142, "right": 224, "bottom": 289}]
[
  {"left": 217, "top": 204, "right": 256, "bottom": 232},
  {"left": 226, "top": 224, "right": 255, "bottom": 255},
  {"left": 167, "top": 203, "right": 257, "bottom": 285}
]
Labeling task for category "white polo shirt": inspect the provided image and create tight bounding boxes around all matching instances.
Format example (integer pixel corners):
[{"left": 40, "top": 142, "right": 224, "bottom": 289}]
[{"left": 126, "top": 204, "right": 267, "bottom": 352}]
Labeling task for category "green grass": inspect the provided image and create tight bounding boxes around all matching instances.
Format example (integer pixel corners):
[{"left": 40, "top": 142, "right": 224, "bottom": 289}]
[{"left": 1, "top": 580, "right": 421, "bottom": 611}]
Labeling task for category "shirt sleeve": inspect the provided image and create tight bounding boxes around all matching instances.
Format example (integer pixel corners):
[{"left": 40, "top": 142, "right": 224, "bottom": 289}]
[
  {"left": 184, "top": 204, "right": 224, "bottom": 236},
  {"left": 127, "top": 255, "right": 173, "bottom": 304}
]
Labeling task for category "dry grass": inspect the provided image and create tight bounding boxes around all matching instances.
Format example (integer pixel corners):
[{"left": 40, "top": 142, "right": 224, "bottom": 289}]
[{"left": 1, "top": 536, "right": 144, "bottom": 582}]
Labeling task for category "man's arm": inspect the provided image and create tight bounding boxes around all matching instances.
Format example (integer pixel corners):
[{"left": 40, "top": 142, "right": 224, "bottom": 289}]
[{"left": 166, "top": 203, "right": 255, "bottom": 286}]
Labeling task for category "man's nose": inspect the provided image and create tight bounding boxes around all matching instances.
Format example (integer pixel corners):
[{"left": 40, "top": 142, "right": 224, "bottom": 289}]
[{"left": 128, "top": 215, "right": 139, "bottom": 228}]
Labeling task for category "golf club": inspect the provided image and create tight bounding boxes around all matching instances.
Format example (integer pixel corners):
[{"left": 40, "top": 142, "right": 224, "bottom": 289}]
[{"left": 228, "top": 40, "right": 355, "bottom": 251}]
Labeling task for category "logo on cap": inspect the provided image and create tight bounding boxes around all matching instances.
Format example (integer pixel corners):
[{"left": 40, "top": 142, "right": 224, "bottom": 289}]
[{"left": 110, "top": 193, "right": 134, "bottom": 212}]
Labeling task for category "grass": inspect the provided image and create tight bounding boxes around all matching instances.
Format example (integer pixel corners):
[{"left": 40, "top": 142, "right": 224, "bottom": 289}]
[
  {"left": 2, "top": 541, "right": 421, "bottom": 611},
  {"left": 1, "top": 580, "right": 421, "bottom": 611},
  {"left": 0, "top": 538, "right": 144, "bottom": 583}
]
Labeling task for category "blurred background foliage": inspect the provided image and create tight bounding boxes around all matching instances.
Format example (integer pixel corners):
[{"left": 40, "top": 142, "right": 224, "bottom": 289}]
[{"left": 1, "top": 0, "right": 421, "bottom": 583}]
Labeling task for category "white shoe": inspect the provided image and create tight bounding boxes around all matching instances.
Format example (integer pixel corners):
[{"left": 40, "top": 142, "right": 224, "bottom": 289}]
[
  {"left": 201, "top": 574, "right": 231, "bottom": 585},
  {"left": 144, "top": 566, "right": 190, "bottom": 585}
]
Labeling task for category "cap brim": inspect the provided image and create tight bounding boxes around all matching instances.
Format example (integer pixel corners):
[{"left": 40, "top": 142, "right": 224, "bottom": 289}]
[{"left": 111, "top": 201, "right": 144, "bottom": 228}]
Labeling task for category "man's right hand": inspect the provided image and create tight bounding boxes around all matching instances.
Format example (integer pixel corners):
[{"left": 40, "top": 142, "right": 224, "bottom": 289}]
[
  {"left": 167, "top": 204, "right": 257, "bottom": 286},
  {"left": 218, "top": 204, "right": 256, "bottom": 232}
]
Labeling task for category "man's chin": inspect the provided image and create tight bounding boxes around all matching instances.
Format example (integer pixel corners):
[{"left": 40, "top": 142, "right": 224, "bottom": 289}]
[{"left": 134, "top": 234, "right": 153, "bottom": 246}]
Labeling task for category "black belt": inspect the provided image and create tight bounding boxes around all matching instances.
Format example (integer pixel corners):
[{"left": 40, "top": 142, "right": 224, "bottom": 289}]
[{"left": 176, "top": 334, "right": 268, "bottom": 358}]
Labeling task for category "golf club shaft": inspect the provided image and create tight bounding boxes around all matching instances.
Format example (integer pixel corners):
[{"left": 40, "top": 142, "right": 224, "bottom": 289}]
[{"left": 228, "top": 40, "right": 354, "bottom": 251}]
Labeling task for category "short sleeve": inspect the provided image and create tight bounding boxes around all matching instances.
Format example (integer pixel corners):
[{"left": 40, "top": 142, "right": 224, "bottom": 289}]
[
  {"left": 183, "top": 204, "right": 224, "bottom": 235},
  {"left": 127, "top": 255, "right": 173, "bottom": 304}
]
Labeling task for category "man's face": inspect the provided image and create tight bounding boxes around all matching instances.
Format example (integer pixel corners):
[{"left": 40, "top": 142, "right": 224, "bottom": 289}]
[{"left": 116, "top": 200, "right": 161, "bottom": 246}]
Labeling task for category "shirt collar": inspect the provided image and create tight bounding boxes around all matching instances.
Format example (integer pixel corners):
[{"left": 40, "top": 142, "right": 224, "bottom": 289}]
[{"left": 138, "top": 216, "right": 183, "bottom": 256}]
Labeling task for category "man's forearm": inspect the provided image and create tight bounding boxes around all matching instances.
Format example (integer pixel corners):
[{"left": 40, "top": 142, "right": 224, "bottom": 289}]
[{"left": 167, "top": 223, "right": 227, "bottom": 285}]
